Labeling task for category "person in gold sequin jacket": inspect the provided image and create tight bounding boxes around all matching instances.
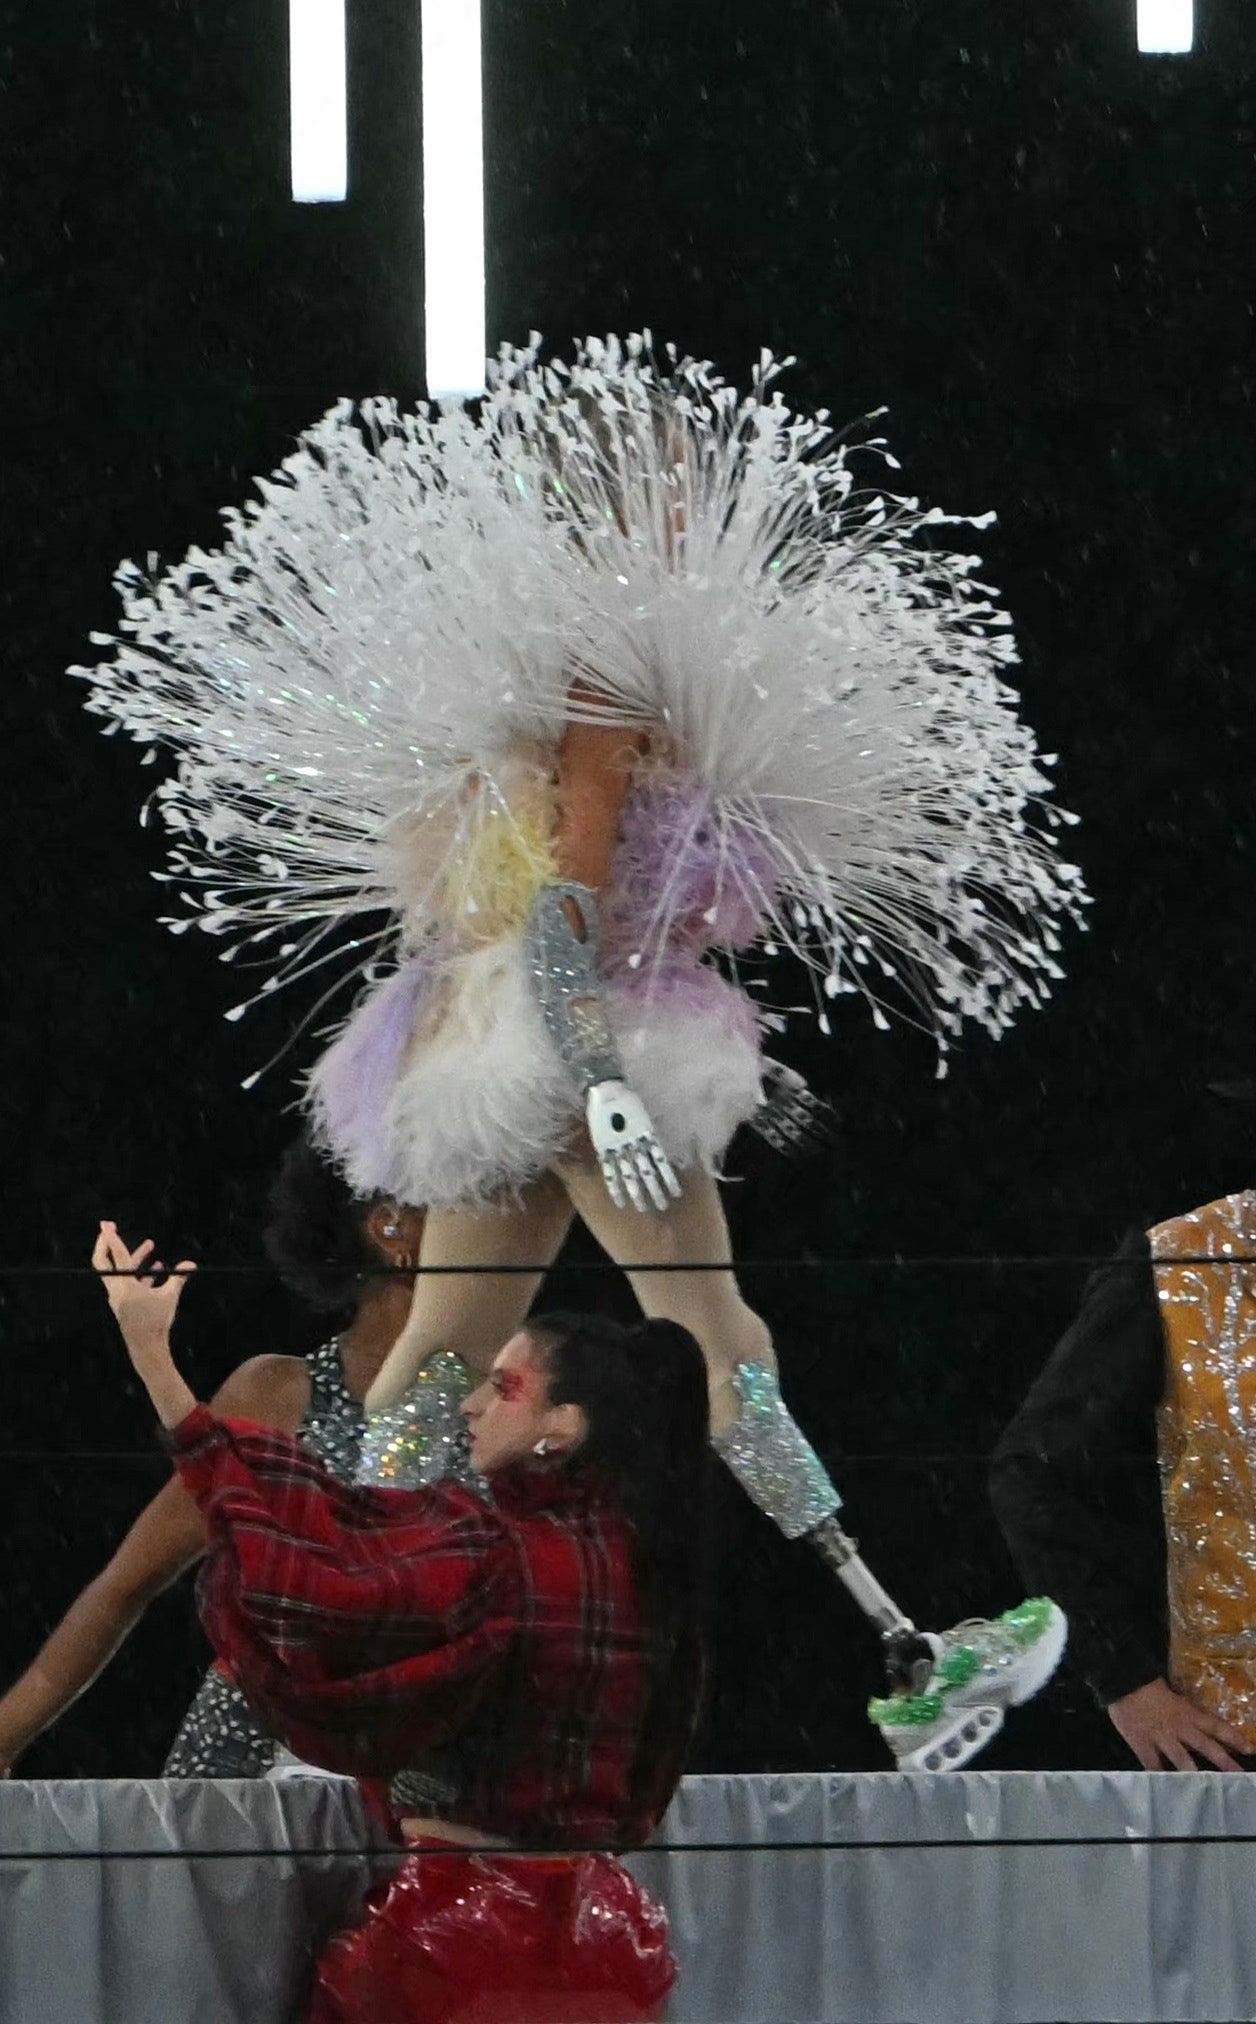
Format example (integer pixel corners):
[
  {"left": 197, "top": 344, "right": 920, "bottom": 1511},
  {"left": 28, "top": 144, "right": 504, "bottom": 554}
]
[{"left": 992, "top": 1190, "right": 1256, "bottom": 1771}]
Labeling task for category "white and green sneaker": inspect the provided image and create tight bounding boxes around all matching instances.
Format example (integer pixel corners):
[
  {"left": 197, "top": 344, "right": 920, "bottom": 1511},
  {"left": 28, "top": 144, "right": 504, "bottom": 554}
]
[{"left": 869, "top": 1598, "right": 1068, "bottom": 1773}]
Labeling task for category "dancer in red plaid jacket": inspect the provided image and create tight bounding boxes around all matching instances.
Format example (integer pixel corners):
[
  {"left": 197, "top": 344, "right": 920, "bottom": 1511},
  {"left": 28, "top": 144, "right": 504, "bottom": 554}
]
[{"left": 94, "top": 1222, "right": 714, "bottom": 2024}]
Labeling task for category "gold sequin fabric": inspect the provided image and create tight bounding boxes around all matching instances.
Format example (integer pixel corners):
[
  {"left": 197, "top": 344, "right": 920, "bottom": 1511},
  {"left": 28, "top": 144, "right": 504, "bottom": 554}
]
[
  {"left": 355, "top": 1350, "right": 479, "bottom": 1490},
  {"left": 1153, "top": 1190, "right": 1256, "bottom": 1748}
]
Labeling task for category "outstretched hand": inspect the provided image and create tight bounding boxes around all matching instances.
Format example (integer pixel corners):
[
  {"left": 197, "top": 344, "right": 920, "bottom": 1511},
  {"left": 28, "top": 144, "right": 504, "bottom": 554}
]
[
  {"left": 93, "top": 1222, "right": 199, "bottom": 1428},
  {"left": 93, "top": 1223, "right": 196, "bottom": 1356}
]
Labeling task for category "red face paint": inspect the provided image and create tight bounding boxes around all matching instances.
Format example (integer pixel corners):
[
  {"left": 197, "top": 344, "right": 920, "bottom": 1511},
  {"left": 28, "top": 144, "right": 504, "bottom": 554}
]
[{"left": 495, "top": 1368, "right": 530, "bottom": 1403}]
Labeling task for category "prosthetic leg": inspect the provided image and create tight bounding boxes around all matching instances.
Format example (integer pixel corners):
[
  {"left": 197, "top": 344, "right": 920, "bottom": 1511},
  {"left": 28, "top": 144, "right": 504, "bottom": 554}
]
[
  {"left": 547, "top": 1140, "right": 1069, "bottom": 1773},
  {"left": 714, "top": 1363, "right": 1067, "bottom": 1772}
]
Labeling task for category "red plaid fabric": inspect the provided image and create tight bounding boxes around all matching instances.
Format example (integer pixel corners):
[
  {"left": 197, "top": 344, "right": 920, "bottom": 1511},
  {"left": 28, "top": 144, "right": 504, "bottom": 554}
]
[{"left": 171, "top": 1407, "right": 688, "bottom": 1846}]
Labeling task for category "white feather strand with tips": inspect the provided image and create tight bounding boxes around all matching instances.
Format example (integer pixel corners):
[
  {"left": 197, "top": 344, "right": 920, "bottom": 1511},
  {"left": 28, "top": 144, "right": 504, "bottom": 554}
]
[{"left": 72, "top": 333, "right": 1085, "bottom": 1061}]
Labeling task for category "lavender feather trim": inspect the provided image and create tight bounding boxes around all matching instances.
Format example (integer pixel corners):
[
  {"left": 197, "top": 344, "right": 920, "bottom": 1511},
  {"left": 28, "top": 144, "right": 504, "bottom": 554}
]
[
  {"left": 307, "top": 956, "right": 437, "bottom": 1198},
  {"left": 306, "top": 939, "right": 763, "bottom": 1206},
  {"left": 606, "top": 774, "right": 781, "bottom": 965},
  {"left": 607, "top": 954, "right": 762, "bottom": 1049}
]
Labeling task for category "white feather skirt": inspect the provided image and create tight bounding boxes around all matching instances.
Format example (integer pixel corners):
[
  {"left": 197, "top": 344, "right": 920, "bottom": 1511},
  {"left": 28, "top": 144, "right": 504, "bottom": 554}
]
[
  {"left": 74, "top": 332, "right": 1087, "bottom": 1119},
  {"left": 309, "top": 942, "right": 764, "bottom": 1208}
]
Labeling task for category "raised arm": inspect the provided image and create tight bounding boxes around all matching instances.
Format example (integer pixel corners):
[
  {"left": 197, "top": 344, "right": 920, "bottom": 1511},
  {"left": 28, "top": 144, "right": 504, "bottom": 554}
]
[
  {"left": 0, "top": 1302, "right": 310, "bottom": 1775},
  {"left": 553, "top": 682, "right": 646, "bottom": 898},
  {"left": 527, "top": 683, "right": 680, "bottom": 1212}
]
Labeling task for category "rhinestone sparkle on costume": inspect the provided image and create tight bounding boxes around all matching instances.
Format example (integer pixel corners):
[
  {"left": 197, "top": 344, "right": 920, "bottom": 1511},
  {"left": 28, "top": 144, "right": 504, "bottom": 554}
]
[
  {"left": 355, "top": 1349, "right": 479, "bottom": 1491},
  {"left": 867, "top": 1599, "right": 1058, "bottom": 1728},
  {"left": 713, "top": 1360, "right": 841, "bottom": 1539},
  {"left": 353, "top": 1349, "right": 481, "bottom": 1817},
  {"left": 522, "top": 881, "right": 623, "bottom": 1091},
  {"left": 162, "top": 1665, "right": 281, "bottom": 1779},
  {"left": 300, "top": 1335, "right": 368, "bottom": 1484},
  {"left": 1152, "top": 1190, "right": 1256, "bottom": 1749},
  {"left": 163, "top": 1338, "right": 365, "bottom": 1777}
]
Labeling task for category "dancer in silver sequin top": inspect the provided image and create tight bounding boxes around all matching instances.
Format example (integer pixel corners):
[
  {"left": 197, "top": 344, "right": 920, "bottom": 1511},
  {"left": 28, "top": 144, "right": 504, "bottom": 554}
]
[
  {"left": 165, "top": 1337, "right": 483, "bottom": 1777},
  {"left": 162, "top": 1337, "right": 365, "bottom": 1777},
  {"left": 0, "top": 1142, "right": 516, "bottom": 1779}
]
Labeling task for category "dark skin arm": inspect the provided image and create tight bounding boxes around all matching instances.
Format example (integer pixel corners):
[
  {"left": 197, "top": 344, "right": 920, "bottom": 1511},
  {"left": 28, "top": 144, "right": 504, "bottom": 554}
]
[{"left": 0, "top": 1341, "right": 309, "bottom": 1773}]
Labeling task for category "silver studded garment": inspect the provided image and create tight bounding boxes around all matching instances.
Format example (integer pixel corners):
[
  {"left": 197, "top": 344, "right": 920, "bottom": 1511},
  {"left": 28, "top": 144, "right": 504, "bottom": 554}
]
[
  {"left": 162, "top": 1340, "right": 364, "bottom": 1777},
  {"left": 712, "top": 1360, "right": 842, "bottom": 1539},
  {"left": 354, "top": 1351, "right": 480, "bottom": 1815},
  {"left": 1153, "top": 1190, "right": 1256, "bottom": 1749}
]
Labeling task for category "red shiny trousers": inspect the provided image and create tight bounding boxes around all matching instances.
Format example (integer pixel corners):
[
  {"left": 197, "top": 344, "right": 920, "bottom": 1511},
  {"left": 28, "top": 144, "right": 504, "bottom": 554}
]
[{"left": 308, "top": 1841, "right": 676, "bottom": 2024}]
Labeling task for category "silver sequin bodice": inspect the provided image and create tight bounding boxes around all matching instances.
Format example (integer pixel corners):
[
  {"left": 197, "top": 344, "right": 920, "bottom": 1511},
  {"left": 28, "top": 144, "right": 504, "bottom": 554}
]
[
  {"left": 353, "top": 1349, "right": 482, "bottom": 1818},
  {"left": 355, "top": 1349, "right": 479, "bottom": 1490},
  {"left": 300, "top": 1336, "right": 368, "bottom": 1483}
]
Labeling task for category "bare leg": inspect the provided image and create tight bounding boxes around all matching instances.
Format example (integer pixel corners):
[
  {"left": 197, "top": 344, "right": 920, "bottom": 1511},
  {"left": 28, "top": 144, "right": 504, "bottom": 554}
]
[
  {"left": 553, "top": 1159, "right": 771, "bottom": 1437},
  {"left": 555, "top": 1157, "right": 920, "bottom": 1650},
  {"left": 554, "top": 1159, "right": 1067, "bottom": 1766},
  {"left": 365, "top": 1174, "right": 575, "bottom": 1409}
]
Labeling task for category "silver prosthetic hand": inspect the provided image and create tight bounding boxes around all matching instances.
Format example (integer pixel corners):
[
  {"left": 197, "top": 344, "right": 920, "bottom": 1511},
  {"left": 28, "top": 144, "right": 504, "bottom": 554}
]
[
  {"left": 713, "top": 1361, "right": 935, "bottom": 1694},
  {"left": 524, "top": 881, "right": 680, "bottom": 1212}
]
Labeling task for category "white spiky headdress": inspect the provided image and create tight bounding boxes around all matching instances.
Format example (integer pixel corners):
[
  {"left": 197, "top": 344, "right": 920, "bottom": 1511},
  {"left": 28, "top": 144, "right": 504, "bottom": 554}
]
[{"left": 73, "top": 332, "right": 1085, "bottom": 1069}]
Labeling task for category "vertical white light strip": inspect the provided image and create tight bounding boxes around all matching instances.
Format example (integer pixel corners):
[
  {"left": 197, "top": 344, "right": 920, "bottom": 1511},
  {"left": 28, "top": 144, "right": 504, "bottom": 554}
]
[
  {"left": 290, "top": 0, "right": 348, "bottom": 203},
  {"left": 1137, "top": 0, "right": 1193, "bottom": 53},
  {"left": 422, "top": 0, "right": 486, "bottom": 399}
]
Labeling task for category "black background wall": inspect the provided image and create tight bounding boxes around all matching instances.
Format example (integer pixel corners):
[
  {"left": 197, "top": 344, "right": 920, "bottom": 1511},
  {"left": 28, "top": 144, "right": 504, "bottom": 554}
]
[{"left": 2, "top": 0, "right": 1255, "bottom": 1775}]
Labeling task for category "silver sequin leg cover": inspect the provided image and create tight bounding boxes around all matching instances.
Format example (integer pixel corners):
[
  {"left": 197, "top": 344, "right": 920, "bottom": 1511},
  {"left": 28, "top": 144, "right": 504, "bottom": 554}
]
[
  {"left": 354, "top": 1349, "right": 480, "bottom": 1492},
  {"left": 713, "top": 1361, "right": 842, "bottom": 1536},
  {"left": 714, "top": 1362, "right": 913, "bottom": 1636}
]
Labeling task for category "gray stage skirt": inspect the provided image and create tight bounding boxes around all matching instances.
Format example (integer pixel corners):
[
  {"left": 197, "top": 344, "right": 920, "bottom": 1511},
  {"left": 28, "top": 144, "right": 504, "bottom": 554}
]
[{"left": 6, "top": 1770, "right": 1256, "bottom": 2022}]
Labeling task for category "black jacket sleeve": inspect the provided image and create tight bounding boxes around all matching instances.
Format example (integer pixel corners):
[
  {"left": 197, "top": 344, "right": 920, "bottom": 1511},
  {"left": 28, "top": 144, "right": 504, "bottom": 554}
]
[{"left": 989, "top": 1230, "right": 1168, "bottom": 1707}]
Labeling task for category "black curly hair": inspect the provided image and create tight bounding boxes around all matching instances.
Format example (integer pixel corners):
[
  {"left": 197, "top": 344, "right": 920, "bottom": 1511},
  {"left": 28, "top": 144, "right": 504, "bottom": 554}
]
[{"left": 261, "top": 1137, "right": 384, "bottom": 1314}]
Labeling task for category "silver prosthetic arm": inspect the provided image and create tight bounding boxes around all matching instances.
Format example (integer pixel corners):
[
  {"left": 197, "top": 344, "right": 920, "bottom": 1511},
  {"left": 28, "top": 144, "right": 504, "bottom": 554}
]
[
  {"left": 523, "top": 881, "right": 680, "bottom": 1212},
  {"left": 714, "top": 1362, "right": 935, "bottom": 1690}
]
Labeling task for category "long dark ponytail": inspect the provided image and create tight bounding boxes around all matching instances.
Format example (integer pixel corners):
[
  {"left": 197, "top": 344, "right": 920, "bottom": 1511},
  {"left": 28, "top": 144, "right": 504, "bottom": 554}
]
[{"left": 528, "top": 1310, "right": 717, "bottom": 1818}]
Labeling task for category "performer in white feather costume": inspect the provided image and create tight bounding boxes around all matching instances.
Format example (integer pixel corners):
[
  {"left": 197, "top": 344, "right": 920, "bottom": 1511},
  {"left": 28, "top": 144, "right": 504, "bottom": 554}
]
[{"left": 76, "top": 335, "right": 1083, "bottom": 1768}]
